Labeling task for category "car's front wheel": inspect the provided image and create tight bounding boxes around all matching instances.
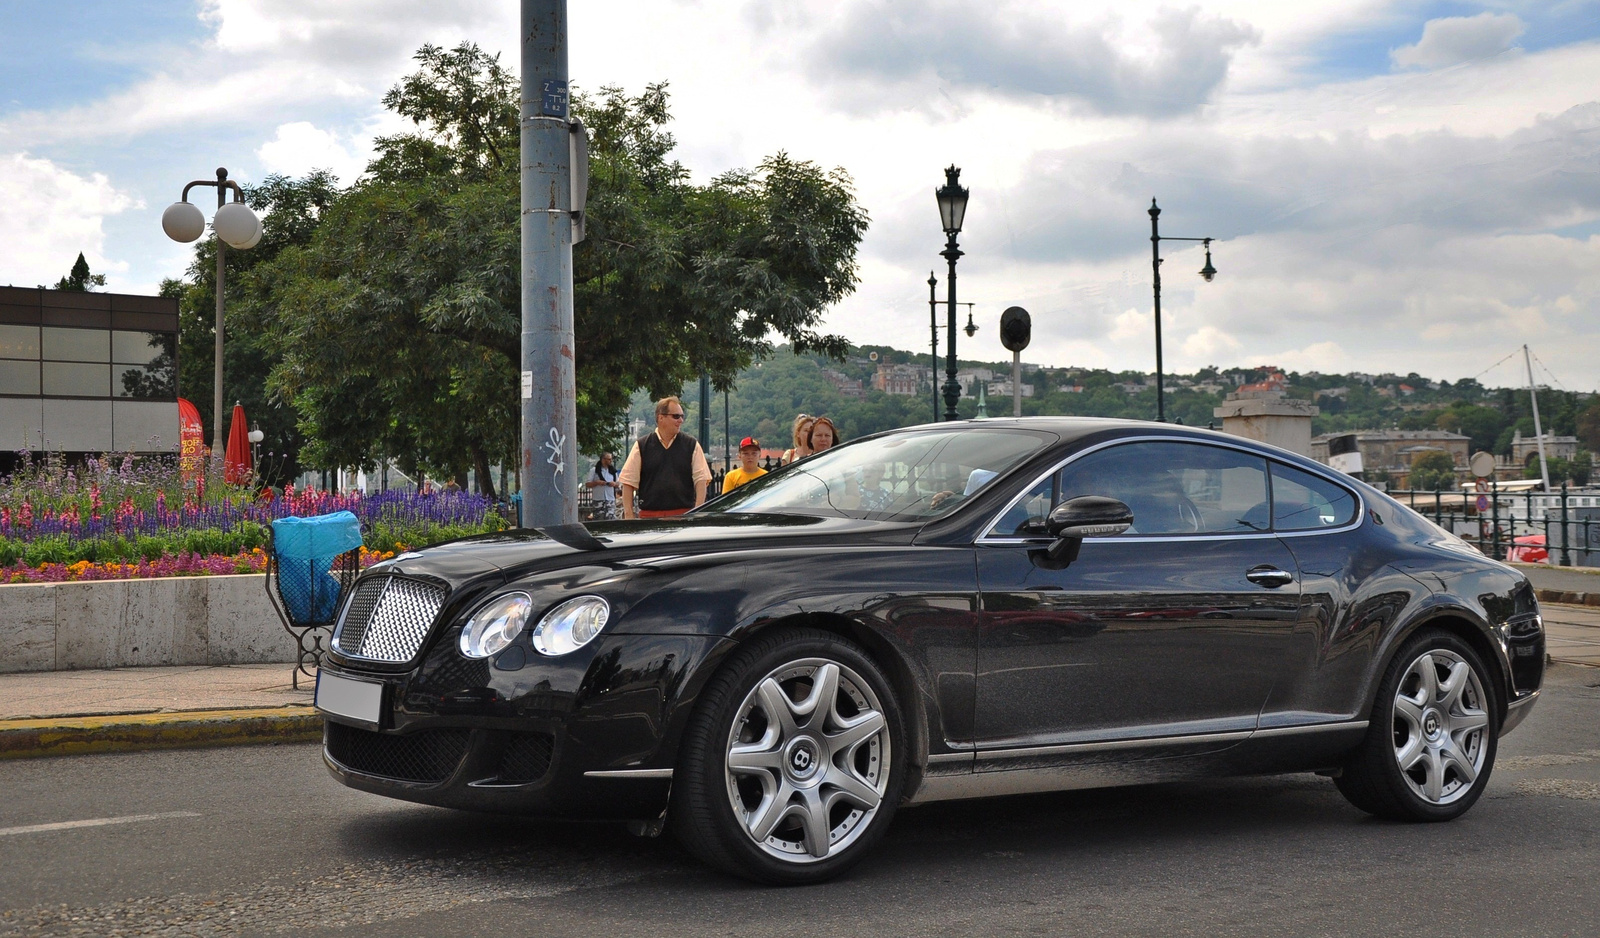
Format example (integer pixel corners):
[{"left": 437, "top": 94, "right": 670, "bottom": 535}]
[
  {"left": 671, "top": 628, "right": 906, "bottom": 884},
  {"left": 1335, "top": 628, "right": 1499, "bottom": 821}
]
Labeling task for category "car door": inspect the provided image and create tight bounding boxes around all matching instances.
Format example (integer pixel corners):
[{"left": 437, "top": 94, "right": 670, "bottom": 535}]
[{"left": 974, "top": 438, "right": 1303, "bottom": 751}]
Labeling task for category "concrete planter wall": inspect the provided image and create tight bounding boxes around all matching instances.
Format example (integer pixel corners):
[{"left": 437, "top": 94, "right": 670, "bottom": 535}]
[{"left": 0, "top": 574, "right": 301, "bottom": 674}]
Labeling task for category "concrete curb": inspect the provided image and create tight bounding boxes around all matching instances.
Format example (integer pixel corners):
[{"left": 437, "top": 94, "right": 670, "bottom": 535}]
[
  {"left": 1537, "top": 588, "right": 1600, "bottom": 607},
  {"left": 0, "top": 706, "right": 322, "bottom": 760}
]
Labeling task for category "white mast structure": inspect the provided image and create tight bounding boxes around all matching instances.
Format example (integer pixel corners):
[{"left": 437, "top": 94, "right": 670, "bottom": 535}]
[{"left": 1524, "top": 344, "right": 1551, "bottom": 491}]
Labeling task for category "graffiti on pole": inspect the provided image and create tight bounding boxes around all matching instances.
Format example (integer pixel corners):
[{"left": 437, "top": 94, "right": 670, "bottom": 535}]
[{"left": 543, "top": 427, "right": 567, "bottom": 495}]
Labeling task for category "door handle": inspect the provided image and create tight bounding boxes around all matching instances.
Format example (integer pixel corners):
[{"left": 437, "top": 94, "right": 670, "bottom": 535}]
[{"left": 1246, "top": 565, "right": 1294, "bottom": 588}]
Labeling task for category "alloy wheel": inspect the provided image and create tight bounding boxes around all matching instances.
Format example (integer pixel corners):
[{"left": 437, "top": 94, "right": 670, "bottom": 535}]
[
  {"left": 723, "top": 657, "right": 890, "bottom": 862},
  {"left": 1390, "top": 649, "right": 1489, "bottom": 805}
]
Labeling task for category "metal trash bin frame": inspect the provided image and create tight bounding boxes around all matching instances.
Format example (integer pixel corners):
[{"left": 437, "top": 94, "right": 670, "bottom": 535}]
[{"left": 264, "top": 528, "right": 361, "bottom": 688}]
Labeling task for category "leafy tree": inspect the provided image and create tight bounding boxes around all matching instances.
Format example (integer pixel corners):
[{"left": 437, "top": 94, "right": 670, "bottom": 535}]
[
  {"left": 254, "top": 44, "right": 867, "bottom": 492},
  {"left": 1434, "top": 403, "right": 1505, "bottom": 456},
  {"left": 1576, "top": 400, "right": 1600, "bottom": 453},
  {"left": 1408, "top": 450, "right": 1458, "bottom": 492},
  {"left": 53, "top": 253, "right": 106, "bottom": 291}
]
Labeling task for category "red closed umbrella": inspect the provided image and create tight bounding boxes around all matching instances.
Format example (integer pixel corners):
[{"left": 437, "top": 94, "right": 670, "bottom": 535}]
[{"left": 224, "top": 402, "right": 252, "bottom": 484}]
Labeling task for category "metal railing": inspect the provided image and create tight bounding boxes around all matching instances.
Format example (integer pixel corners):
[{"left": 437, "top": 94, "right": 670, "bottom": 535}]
[{"left": 1392, "top": 483, "right": 1600, "bottom": 565}]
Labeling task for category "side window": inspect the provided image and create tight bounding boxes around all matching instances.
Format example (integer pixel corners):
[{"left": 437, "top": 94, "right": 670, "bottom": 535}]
[
  {"left": 989, "top": 476, "right": 1054, "bottom": 537},
  {"left": 1057, "top": 442, "right": 1270, "bottom": 535},
  {"left": 1271, "top": 462, "right": 1357, "bottom": 530}
]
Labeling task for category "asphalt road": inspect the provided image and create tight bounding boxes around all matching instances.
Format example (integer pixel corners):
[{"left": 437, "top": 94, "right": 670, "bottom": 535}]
[{"left": 3, "top": 667, "right": 1599, "bottom": 938}]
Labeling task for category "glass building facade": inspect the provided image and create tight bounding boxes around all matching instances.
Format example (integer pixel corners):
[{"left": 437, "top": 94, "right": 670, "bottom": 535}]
[{"left": 0, "top": 286, "right": 180, "bottom": 469}]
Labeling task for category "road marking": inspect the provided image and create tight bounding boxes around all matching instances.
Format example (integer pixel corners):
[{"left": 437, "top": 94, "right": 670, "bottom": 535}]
[{"left": 0, "top": 811, "right": 201, "bottom": 837}]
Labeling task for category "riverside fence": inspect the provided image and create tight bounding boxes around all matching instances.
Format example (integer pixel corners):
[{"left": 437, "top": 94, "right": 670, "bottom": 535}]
[{"left": 1392, "top": 484, "right": 1600, "bottom": 566}]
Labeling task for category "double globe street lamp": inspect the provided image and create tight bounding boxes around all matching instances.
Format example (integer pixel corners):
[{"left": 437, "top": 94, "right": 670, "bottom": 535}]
[{"left": 161, "top": 168, "right": 261, "bottom": 462}]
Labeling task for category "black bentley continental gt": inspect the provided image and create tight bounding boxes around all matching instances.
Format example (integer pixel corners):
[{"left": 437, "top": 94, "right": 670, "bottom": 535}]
[{"left": 314, "top": 418, "right": 1544, "bottom": 884}]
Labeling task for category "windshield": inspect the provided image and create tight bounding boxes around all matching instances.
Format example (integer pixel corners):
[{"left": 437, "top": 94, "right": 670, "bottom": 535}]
[{"left": 703, "top": 427, "right": 1053, "bottom": 521}]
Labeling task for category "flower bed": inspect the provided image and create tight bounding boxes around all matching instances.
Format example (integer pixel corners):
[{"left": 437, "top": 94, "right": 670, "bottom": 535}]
[{"left": 0, "top": 451, "right": 510, "bottom": 576}]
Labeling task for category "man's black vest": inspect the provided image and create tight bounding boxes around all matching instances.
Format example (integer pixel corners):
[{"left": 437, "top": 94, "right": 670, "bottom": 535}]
[{"left": 637, "top": 431, "right": 699, "bottom": 511}]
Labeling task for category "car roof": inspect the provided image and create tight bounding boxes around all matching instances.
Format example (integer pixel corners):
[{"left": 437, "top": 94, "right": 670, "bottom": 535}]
[{"left": 875, "top": 416, "right": 1340, "bottom": 476}]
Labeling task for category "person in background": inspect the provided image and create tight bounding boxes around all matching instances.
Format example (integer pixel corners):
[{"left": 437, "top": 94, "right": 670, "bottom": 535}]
[
  {"left": 619, "top": 396, "right": 712, "bottom": 519},
  {"left": 722, "top": 437, "right": 768, "bottom": 494},
  {"left": 808, "top": 416, "right": 840, "bottom": 454},
  {"left": 782, "top": 415, "right": 814, "bottom": 465},
  {"left": 585, "top": 452, "right": 619, "bottom": 519}
]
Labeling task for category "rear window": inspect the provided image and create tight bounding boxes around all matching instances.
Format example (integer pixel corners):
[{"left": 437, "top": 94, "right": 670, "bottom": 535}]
[{"left": 1271, "top": 462, "right": 1358, "bottom": 530}]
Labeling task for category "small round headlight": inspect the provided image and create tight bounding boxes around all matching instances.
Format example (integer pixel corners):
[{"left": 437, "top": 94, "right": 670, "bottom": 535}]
[
  {"left": 459, "top": 592, "right": 533, "bottom": 659},
  {"left": 532, "top": 596, "right": 610, "bottom": 656}
]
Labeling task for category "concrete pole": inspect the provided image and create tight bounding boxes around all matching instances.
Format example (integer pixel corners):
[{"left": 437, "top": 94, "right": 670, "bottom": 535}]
[
  {"left": 1013, "top": 350, "right": 1022, "bottom": 418},
  {"left": 213, "top": 168, "right": 227, "bottom": 462},
  {"left": 519, "top": 0, "right": 578, "bottom": 526}
]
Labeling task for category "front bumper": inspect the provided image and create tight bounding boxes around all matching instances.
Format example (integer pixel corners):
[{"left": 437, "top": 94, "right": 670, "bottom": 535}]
[{"left": 318, "top": 632, "right": 732, "bottom": 820}]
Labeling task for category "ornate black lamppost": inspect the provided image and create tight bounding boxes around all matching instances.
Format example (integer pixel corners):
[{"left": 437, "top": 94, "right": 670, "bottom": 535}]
[
  {"left": 936, "top": 166, "right": 970, "bottom": 421},
  {"left": 1148, "top": 198, "right": 1217, "bottom": 423}
]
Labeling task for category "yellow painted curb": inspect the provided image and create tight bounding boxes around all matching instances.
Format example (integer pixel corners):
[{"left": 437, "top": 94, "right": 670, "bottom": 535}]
[{"left": 0, "top": 706, "right": 324, "bottom": 760}]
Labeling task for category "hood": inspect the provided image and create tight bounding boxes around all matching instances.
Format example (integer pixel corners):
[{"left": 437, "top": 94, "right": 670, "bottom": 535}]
[{"left": 373, "top": 512, "right": 919, "bottom": 587}]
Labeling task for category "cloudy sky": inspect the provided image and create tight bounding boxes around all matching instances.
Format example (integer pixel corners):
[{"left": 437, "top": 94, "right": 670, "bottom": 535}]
[{"left": 3, "top": 1, "right": 1599, "bottom": 390}]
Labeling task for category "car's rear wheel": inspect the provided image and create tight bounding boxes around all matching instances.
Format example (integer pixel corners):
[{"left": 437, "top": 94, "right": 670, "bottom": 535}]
[
  {"left": 671, "top": 628, "right": 905, "bottom": 884},
  {"left": 1335, "top": 628, "right": 1498, "bottom": 821}
]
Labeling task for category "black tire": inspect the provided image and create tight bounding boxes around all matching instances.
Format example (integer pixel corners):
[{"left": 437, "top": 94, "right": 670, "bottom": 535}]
[
  {"left": 670, "top": 628, "right": 907, "bottom": 885},
  {"left": 1335, "top": 628, "right": 1499, "bottom": 821}
]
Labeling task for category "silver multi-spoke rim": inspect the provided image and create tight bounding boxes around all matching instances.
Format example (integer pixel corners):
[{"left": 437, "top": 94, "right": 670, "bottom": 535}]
[
  {"left": 724, "top": 657, "right": 890, "bottom": 863},
  {"left": 1391, "top": 649, "right": 1489, "bottom": 805}
]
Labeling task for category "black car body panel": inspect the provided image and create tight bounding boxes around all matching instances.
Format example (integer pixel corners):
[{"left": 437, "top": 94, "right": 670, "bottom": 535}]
[{"left": 317, "top": 418, "right": 1543, "bottom": 819}]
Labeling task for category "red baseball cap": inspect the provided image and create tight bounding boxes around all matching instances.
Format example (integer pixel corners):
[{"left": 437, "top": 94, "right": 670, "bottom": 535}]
[{"left": 739, "top": 437, "right": 760, "bottom": 449}]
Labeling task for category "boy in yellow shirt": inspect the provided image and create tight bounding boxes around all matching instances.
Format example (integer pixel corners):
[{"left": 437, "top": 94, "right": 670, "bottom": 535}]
[{"left": 721, "top": 437, "right": 768, "bottom": 494}]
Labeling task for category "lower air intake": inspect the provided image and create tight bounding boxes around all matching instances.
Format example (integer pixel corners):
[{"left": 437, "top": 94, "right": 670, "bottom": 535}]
[{"left": 325, "top": 722, "right": 470, "bottom": 784}]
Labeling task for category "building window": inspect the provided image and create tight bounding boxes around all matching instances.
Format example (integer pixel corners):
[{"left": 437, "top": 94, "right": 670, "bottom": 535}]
[{"left": 0, "top": 325, "right": 176, "bottom": 400}]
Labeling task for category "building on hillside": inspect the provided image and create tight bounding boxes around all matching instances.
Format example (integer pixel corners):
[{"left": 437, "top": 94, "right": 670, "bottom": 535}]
[
  {"left": 872, "top": 362, "right": 929, "bottom": 396},
  {"left": 1314, "top": 387, "right": 1348, "bottom": 401},
  {"left": 987, "top": 378, "right": 1034, "bottom": 399},
  {"left": 1237, "top": 371, "right": 1287, "bottom": 394},
  {"left": 1058, "top": 383, "right": 1085, "bottom": 394},
  {"left": 955, "top": 368, "right": 993, "bottom": 397},
  {"left": 1511, "top": 430, "right": 1579, "bottom": 466},
  {"left": 0, "top": 286, "right": 179, "bottom": 474},
  {"left": 1193, "top": 380, "right": 1226, "bottom": 394},
  {"left": 821, "top": 369, "right": 864, "bottom": 398},
  {"left": 1310, "top": 429, "right": 1471, "bottom": 487}
]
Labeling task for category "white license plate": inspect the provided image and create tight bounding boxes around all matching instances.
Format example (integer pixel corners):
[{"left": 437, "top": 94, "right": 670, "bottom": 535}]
[{"left": 315, "top": 671, "right": 383, "bottom": 725}]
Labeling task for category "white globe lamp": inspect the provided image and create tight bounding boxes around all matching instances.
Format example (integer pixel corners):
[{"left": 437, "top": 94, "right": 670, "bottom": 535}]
[
  {"left": 161, "top": 202, "right": 206, "bottom": 243},
  {"left": 213, "top": 202, "right": 261, "bottom": 249}
]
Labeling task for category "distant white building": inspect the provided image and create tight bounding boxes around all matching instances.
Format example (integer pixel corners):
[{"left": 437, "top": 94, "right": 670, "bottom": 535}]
[{"left": 987, "top": 378, "right": 1034, "bottom": 399}]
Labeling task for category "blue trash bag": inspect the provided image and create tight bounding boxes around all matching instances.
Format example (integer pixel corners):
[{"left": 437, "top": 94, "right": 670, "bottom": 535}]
[{"left": 271, "top": 511, "right": 362, "bottom": 625}]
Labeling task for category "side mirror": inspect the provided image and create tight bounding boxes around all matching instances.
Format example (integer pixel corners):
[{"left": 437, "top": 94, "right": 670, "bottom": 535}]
[{"left": 1043, "top": 496, "right": 1132, "bottom": 563}]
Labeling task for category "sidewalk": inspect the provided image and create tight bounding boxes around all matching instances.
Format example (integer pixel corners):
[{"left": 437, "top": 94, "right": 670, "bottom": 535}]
[{"left": 0, "top": 664, "right": 321, "bottom": 759}]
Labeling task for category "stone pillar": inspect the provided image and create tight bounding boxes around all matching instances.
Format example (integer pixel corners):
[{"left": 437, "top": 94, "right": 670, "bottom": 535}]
[{"left": 1214, "top": 390, "right": 1319, "bottom": 456}]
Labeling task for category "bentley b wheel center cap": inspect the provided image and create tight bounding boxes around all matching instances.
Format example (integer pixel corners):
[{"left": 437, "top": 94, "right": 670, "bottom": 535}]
[
  {"left": 785, "top": 738, "right": 821, "bottom": 782},
  {"left": 1423, "top": 710, "right": 1442, "bottom": 739}
]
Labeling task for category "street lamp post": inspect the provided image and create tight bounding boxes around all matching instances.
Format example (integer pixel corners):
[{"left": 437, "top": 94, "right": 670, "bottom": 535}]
[
  {"left": 935, "top": 166, "right": 969, "bottom": 421},
  {"left": 162, "top": 168, "right": 261, "bottom": 461},
  {"left": 927, "top": 271, "right": 939, "bottom": 423},
  {"left": 1147, "top": 198, "right": 1216, "bottom": 423}
]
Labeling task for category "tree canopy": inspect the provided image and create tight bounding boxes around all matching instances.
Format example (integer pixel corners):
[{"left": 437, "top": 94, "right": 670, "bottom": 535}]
[{"left": 247, "top": 43, "right": 867, "bottom": 491}]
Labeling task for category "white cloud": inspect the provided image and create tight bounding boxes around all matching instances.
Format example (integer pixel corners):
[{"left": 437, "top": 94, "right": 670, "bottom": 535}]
[
  {"left": 257, "top": 121, "right": 370, "bottom": 184},
  {"left": 1392, "top": 12, "right": 1525, "bottom": 70},
  {"left": 0, "top": 154, "right": 137, "bottom": 287},
  {"left": 797, "top": 2, "right": 1259, "bottom": 117}
]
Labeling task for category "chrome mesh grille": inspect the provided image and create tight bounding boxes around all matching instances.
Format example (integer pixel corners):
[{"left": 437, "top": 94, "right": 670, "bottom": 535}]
[{"left": 332, "top": 575, "right": 447, "bottom": 663}]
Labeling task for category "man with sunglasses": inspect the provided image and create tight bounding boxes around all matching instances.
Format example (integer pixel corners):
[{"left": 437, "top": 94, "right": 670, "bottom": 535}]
[{"left": 618, "top": 396, "right": 712, "bottom": 519}]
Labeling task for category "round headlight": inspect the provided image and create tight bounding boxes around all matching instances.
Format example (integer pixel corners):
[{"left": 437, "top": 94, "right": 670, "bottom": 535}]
[
  {"left": 532, "top": 596, "right": 610, "bottom": 656},
  {"left": 459, "top": 592, "right": 533, "bottom": 659}
]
